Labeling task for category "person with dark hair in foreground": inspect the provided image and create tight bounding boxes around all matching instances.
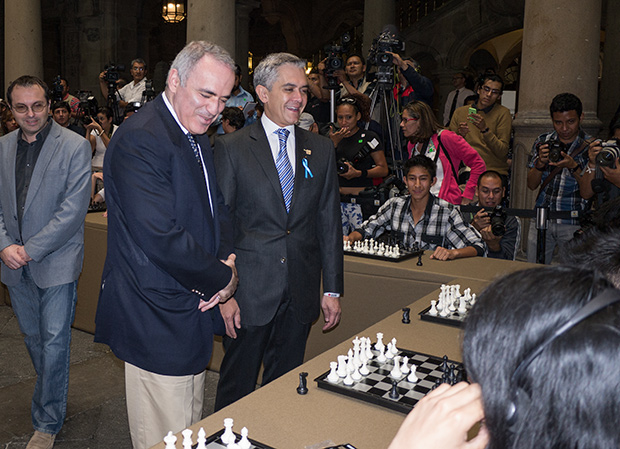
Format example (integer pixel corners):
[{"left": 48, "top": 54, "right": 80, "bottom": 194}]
[{"left": 388, "top": 265, "right": 620, "bottom": 449}]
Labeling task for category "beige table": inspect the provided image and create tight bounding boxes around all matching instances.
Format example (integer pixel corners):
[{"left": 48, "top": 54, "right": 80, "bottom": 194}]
[{"left": 150, "top": 278, "right": 491, "bottom": 449}]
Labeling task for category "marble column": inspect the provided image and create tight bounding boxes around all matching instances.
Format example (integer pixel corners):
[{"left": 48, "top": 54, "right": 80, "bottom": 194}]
[
  {"left": 187, "top": 0, "right": 236, "bottom": 58},
  {"left": 598, "top": 0, "right": 620, "bottom": 132},
  {"left": 362, "top": 0, "right": 396, "bottom": 57},
  {"left": 511, "top": 0, "right": 602, "bottom": 218},
  {"left": 5, "top": 0, "right": 43, "bottom": 91}
]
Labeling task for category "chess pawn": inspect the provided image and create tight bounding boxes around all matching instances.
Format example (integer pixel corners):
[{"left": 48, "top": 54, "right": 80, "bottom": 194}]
[
  {"left": 343, "top": 370, "right": 354, "bottom": 386},
  {"left": 327, "top": 361, "right": 339, "bottom": 383},
  {"left": 429, "top": 300, "right": 438, "bottom": 316},
  {"left": 390, "top": 338, "right": 399, "bottom": 355},
  {"left": 346, "top": 349, "right": 356, "bottom": 373},
  {"left": 351, "top": 365, "right": 362, "bottom": 381},
  {"left": 390, "top": 355, "right": 402, "bottom": 379},
  {"left": 440, "top": 302, "right": 450, "bottom": 317},
  {"left": 458, "top": 296, "right": 467, "bottom": 314},
  {"left": 222, "top": 418, "right": 235, "bottom": 445},
  {"left": 470, "top": 293, "right": 477, "bottom": 305},
  {"left": 364, "top": 338, "right": 373, "bottom": 360},
  {"left": 196, "top": 428, "right": 207, "bottom": 449},
  {"left": 407, "top": 364, "right": 419, "bottom": 383},
  {"left": 401, "top": 356, "right": 410, "bottom": 374},
  {"left": 238, "top": 427, "right": 251, "bottom": 449},
  {"left": 182, "top": 428, "right": 193, "bottom": 449},
  {"left": 164, "top": 431, "right": 177, "bottom": 449},
  {"left": 360, "top": 359, "right": 370, "bottom": 376},
  {"left": 385, "top": 342, "right": 395, "bottom": 359},
  {"left": 377, "top": 345, "right": 387, "bottom": 363},
  {"left": 337, "top": 355, "right": 348, "bottom": 377}
]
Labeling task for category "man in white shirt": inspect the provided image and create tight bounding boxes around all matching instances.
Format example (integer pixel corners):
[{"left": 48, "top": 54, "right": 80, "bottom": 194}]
[
  {"left": 99, "top": 58, "right": 148, "bottom": 110},
  {"left": 443, "top": 72, "right": 474, "bottom": 126}
]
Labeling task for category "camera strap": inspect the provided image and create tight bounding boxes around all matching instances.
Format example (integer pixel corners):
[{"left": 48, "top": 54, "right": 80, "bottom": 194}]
[
  {"left": 537, "top": 138, "right": 591, "bottom": 200},
  {"left": 436, "top": 131, "right": 460, "bottom": 183}
]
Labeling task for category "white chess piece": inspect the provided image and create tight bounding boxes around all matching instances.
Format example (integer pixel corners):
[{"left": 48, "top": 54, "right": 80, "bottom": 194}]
[
  {"left": 327, "top": 361, "right": 339, "bottom": 383},
  {"left": 375, "top": 332, "right": 385, "bottom": 352},
  {"left": 351, "top": 364, "right": 362, "bottom": 381},
  {"left": 377, "top": 345, "right": 387, "bottom": 363},
  {"left": 429, "top": 299, "right": 438, "bottom": 316},
  {"left": 337, "top": 355, "right": 348, "bottom": 377},
  {"left": 182, "top": 428, "right": 193, "bottom": 449},
  {"left": 222, "top": 418, "right": 235, "bottom": 445},
  {"left": 390, "top": 338, "right": 398, "bottom": 355},
  {"left": 407, "top": 364, "right": 419, "bottom": 383},
  {"left": 401, "top": 356, "right": 410, "bottom": 374},
  {"left": 360, "top": 359, "right": 370, "bottom": 376},
  {"left": 385, "top": 342, "right": 395, "bottom": 359},
  {"left": 364, "top": 338, "right": 373, "bottom": 359},
  {"left": 346, "top": 349, "right": 356, "bottom": 373},
  {"left": 164, "top": 431, "right": 177, "bottom": 449},
  {"left": 390, "top": 355, "right": 402, "bottom": 379},
  {"left": 238, "top": 427, "right": 251, "bottom": 449},
  {"left": 343, "top": 370, "right": 354, "bottom": 386},
  {"left": 470, "top": 293, "right": 477, "bottom": 306},
  {"left": 227, "top": 443, "right": 240, "bottom": 449},
  {"left": 458, "top": 296, "right": 467, "bottom": 314},
  {"left": 196, "top": 428, "right": 207, "bottom": 449}
]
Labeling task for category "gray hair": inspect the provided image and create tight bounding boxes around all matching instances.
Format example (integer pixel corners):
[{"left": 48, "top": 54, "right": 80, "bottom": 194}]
[
  {"left": 169, "top": 41, "right": 235, "bottom": 87},
  {"left": 131, "top": 58, "right": 147, "bottom": 69},
  {"left": 254, "top": 53, "right": 306, "bottom": 90}
]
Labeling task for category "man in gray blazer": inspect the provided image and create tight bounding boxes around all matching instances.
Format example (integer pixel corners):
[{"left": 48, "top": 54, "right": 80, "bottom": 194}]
[
  {"left": 214, "top": 53, "right": 344, "bottom": 410},
  {"left": 0, "top": 76, "right": 90, "bottom": 449}
]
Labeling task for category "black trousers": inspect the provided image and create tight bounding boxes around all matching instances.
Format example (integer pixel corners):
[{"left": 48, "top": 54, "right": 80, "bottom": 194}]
[{"left": 214, "top": 296, "right": 312, "bottom": 411}]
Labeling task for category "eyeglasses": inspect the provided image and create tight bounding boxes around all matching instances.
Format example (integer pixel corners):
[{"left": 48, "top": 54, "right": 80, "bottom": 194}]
[
  {"left": 132, "top": 67, "right": 146, "bottom": 72},
  {"left": 12, "top": 102, "right": 47, "bottom": 114},
  {"left": 401, "top": 116, "right": 419, "bottom": 123},
  {"left": 481, "top": 85, "right": 501, "bottom": 95},
  {"left": 339, "top": 98, "right": 357, "bottom": 105}
]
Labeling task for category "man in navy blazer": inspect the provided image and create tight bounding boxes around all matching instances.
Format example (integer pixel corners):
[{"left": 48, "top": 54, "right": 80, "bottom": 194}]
[
  {"left": 213, "top": 53, "right": 344, "bottom": 410},
  {"left": 0, "top": 76, "right": 91, "bottom": 449},
  {"left": 94, "top": 41, "right": 238, "bottom": 449}
]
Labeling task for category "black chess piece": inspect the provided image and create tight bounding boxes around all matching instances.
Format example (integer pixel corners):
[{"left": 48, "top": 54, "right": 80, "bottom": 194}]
[
  {"left": 441, "top": 355, "right": 449, "bottom": 372},
  {"left": 402, "top": 307, "right": 411, "bottom": 324},
  {"left": 296, "top": 372, "right": 308, "bottom": 395},
  {"left": 389, "top": 380, "right": 399, "bottom": 399},
  {"left": 416, "top": 254, "right": 423, "bottom": 266}
]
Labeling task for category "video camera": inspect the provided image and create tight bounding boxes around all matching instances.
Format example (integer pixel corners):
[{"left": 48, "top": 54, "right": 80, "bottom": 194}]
[
  {"left": 367, "top": 28, "right": 405, "bottom": 87},
  {"left": 102, "top": 62, "right": 125, "bottom": 84},
  {"left": 51, "top": 75, "right": 64, "bottom": 103},
  {"left": 75, "top": 90, "right": 98, "bottom": 126},
  {"left": 323, "top": 33, "right": 350, "bottom": 90}
]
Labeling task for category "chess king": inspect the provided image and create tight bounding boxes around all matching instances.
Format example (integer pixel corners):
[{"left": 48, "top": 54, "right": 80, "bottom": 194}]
[{"left": 213, "top": 52, "right": 344, "bottom": 410}]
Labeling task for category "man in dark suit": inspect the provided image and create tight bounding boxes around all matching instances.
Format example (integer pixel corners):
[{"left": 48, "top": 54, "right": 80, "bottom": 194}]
[
  {"left": 213, "top": 53, "right": 344, "bottom": 410},
  {"left": 0, "top": 76, "right": 91, "bottom": 449},
  {"left": 94, "top": 41, "right": 238, "bottom": 449}
]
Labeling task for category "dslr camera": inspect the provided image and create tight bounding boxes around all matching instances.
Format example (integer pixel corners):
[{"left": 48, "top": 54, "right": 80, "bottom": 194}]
[
  {"left": 336, "top": 134, "right": 380, "bottom": 174},
  {"left": 545, "top": 139, "right": 565, "bottom": 163},
  {"left": 51, "top": 75, "right": 64, "bottom": 103},
  {"left": 488, "top": 205, "right": 506, "bottom": 237},
  {"left": 595, "top": 139, "right": 620, "bottom": 168}
]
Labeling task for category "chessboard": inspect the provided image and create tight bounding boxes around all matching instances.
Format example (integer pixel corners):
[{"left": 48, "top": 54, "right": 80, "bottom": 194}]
[
  {"left": 343, "top": 238, "right": 423, "bottom": 262},
  {"left": 315, "top": 334, "right": 465, "bottom": 414},
  {"left": 162, "top": 420, "right": 275, "bottom": 449},
  {"left": 418, "top": 284, "right": 477, "bottom": 328}
]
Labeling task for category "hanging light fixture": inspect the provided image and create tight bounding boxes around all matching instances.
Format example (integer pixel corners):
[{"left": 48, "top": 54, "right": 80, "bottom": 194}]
[{"left": 162, "top": 1, "right": 186, "bottom": 23}]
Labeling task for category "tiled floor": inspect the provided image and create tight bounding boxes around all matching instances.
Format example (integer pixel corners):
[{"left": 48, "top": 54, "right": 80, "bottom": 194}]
[{"left": 0, "top": 304, "right": 220, "bottom": 449}]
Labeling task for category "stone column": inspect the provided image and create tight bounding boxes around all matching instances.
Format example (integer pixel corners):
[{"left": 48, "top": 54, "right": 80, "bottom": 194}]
[
  {"left": 598, "top": 0, "right": 620, "bottom": 131},
  {"left": 362, "top": 0, "right": 396, "bottom": 56},
  {"left": 512, "top": 0, "right": 602, "bottom": 215},
  {"left": 5, "top": 0, "right": 43, "bottom": 91},
  {"left": 187, "top": 0, "right": 236, "bottom": 58},
  {"left": 235, "top": 0, "right": 260, "bottom": 88}
]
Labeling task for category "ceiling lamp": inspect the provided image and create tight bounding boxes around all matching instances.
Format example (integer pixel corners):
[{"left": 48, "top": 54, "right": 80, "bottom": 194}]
[{"left": 162, "top": 2, "right": 186, "bottom": 23}]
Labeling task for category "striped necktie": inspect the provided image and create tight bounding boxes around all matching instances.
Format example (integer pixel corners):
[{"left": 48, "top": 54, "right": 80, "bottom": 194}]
[{"left": 275, "top": 128, "right": 294, "bottom": 212}]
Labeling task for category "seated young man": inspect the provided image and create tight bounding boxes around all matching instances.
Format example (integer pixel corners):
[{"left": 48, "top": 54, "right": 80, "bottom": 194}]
[{"left": 344, "top": 155, "right": 484, "bottom": 261}]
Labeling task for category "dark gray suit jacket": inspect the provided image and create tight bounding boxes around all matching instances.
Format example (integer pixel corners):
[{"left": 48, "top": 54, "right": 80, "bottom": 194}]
[
  {"left": 214, "top": 121, "right": 343, "bottom": 327},
  {"left": 0, "top": 120, "right": 91, "bottom": 288}
]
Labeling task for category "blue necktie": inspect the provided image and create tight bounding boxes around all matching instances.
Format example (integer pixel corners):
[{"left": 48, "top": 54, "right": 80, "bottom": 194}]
[
  {"left": 186, "top": 133, "right": 203, "bottom": 167},
  {"left": 275, "top": 128, "right": 294, "bottom": 212}
]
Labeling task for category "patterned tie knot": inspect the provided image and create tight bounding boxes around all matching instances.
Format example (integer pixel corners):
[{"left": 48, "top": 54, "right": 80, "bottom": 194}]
[{"left": 277, "top": 128, "right": 290, "bottom": 141}]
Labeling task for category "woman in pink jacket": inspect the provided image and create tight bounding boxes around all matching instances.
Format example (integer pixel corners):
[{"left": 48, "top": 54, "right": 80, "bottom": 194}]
[{"left": 400, "top": 101, "right": 486, "bottom": 205}]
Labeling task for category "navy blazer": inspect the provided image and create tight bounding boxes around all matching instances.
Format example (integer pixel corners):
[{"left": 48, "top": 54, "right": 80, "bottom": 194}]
[
  {"left": 214, "top": 121, "right": 343, "bottom": 327},
  {"left": 94, "top": 94, "right": 232, "bottom": 376}
]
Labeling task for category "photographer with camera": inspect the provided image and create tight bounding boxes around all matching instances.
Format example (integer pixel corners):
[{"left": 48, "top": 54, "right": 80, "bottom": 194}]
[
  {"left": 577, "top": 120, "right": 620, "bottom": 206},
  {"left": 85, "top": 106, "right": 117, "bottom": 169},
  {"left": 99, "top": 58, "right": 147, "bottom": 110},
  {"left": 526, "top": 93, "right": 592, "bottom": 264},
  {"left": 336, "top": 54, "right": 374, "bottom": 100},
  {"left": 389, "top": 52, "right": 433, "bottom": 107},
  {"left": 329, "top": 95, "right": 388, "bottom": 194},
  {"left": 464, "top": 170, "right": 520, "bottom": 260},
  {"left": 52, "top": 101, "right": 86, "bottom": 137}
]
